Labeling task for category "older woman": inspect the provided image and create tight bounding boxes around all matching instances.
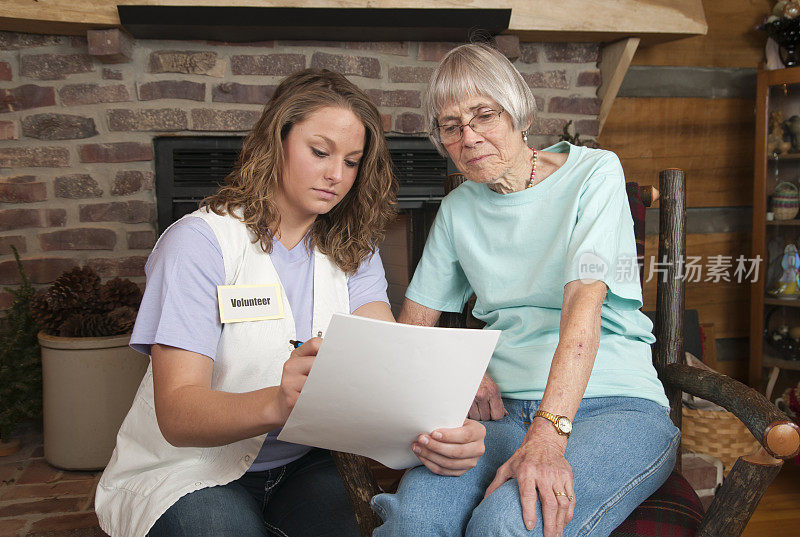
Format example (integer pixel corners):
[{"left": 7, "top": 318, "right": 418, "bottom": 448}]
[{"left": 372, "top": 44, "right": 679, "bottom": 537}]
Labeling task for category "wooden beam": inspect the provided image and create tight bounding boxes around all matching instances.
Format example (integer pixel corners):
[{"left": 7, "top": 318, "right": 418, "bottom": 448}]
[
  {"left": 0, "top": 0, "right": 707, "bottom": 43},
  {"left": 597, "top": 38, "right": 639, "bottom": 137},
  {"left": 0, "top": 0, "right": 118, "bottom": 35},
  {"left": 508, "top": 0, "right": 707, "bottom": 45}
]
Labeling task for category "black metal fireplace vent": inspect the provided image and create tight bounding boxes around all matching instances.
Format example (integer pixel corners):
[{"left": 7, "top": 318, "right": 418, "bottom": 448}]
[
  {"left": 154, "top": 136, "right": 452, "bottom": 234},
  {"left": 387, "top": 138, "right": 452, "bottom": 208},
  {"left": 154, "top": 137, "right": 242, "bottom": 234}
]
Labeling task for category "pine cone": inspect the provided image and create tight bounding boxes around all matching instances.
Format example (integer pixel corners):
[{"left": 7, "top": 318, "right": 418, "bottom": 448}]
[
  {"left": 47, "top": 266, "right": 101, "bottom": 310},
  {"left": 107, "top": 306, "right": 137, "bottom": 335},
  {"left": 34, "top": 266, "right": 141, "bottom": 337},
  {"left": 31, "top": 292, "right": 73, "bottom": 335},
  {"left": 81, "top": 313, "right": 111, "bottom": 337},
  {"left": 58, "top": 307, "right": 137, "bottom": 337},
  {"left": 57, "top": 314, "right": 83, "bottom": 337},
  {"left": 100, "top": 278, "right": 143, "bottom": 310},
  {"left": 58, "top": 313, "right": 107, "bottom": 338}
]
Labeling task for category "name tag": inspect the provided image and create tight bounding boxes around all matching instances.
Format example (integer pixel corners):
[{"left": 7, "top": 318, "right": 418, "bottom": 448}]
[{"left": 217, "top": 284, "right": 284, "bottom": 323}]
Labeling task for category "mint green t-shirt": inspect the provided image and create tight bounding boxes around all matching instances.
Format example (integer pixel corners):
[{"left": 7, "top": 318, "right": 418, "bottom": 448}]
[{"left": 406, "top": 142, "right": 668, "bottom": 407}]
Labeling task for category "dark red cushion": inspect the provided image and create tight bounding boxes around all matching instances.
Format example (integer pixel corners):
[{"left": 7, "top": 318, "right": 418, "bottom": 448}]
[
  {"left": 625, "top": 182, "right": 647, "bottom": 287},
  {"left": 610, "top": 472, "right": 704, "bottom": 537}
]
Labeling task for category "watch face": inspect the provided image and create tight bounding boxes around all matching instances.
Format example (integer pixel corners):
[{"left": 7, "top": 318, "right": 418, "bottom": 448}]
[{"left": 556, "top": 417, "right": 572, "bottom": 434}]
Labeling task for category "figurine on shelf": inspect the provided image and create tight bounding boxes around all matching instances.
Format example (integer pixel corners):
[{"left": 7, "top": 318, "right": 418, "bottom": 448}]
[
  {"left": 777, "top": 0, "right": 800, "bottom": 19},
  {"left": 764, "top": 307, "right": 800, "bottom": 360},
  {"left": 768, "top": 111, "right": 793, "bottom": 155},
  {"left": 762, "top": 2, "right": 800, "bottom": 66},
  {"left": 769, "top": 243, "right": 800, "bottom": 298},
  {"left": 786, "top": 115, "right": 800, "bottom": 150}
]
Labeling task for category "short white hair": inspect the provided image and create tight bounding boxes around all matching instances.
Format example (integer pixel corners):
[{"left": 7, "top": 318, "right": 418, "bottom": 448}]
[{"left": 423, "top": 43, "right": 536, "bottom": 155}]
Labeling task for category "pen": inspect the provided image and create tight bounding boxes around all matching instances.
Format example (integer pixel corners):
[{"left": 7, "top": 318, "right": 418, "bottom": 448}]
[{"left": 290, "top": 340, "right": 303, "bottom": 348}]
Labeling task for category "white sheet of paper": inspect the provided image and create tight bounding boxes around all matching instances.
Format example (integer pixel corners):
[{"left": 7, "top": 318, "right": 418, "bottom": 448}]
[{"left": 277, "top": 313, "right": 500, "bottom": 469}]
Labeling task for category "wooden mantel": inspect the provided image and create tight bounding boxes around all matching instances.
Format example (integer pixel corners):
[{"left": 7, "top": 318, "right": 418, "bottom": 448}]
[
  {"left": 0, "top": 0, "right": 706, "bottom": 44},
  {"left": 0, "top": 0, "right": 707, "bottom": 135},
  {"left": 509, "top": 0, "right": 707, "bottom": 46}
]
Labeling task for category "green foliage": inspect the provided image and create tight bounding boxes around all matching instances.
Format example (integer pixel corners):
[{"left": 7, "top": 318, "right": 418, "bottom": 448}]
[
  {"left": 559, "top": 120, "right": 585, "bottom": 147},
  {"left": 0, "top": 246, "right": 42, "bottom": 442}
]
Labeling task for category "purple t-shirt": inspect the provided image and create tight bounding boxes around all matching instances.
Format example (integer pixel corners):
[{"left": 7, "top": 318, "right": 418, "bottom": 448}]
[{"left": 130, "top": 216, "right": 389, "bottom": 471}]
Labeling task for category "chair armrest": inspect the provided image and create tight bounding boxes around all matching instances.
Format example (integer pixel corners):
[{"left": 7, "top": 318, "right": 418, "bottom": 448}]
[{"left": 659, "top": 363, "right": 800, "bottom": 459}]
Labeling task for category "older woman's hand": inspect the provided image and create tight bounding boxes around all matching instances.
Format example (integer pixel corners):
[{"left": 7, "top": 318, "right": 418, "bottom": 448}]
[
  {"left": 484, "top": 428, "right": 575, "bottom": 537},
  {"left": 412, "top": 419, "right": 486, "bottom": 476},
  {"left": 469, "top": 373, "right": 506, "bottom": 421}
]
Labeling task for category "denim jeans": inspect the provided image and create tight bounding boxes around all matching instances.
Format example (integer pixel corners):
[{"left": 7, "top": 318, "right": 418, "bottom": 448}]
[
  {"left": 372, "top": 396, "right": 679, "bottom": 537},
  {"left": 147, "top": 448, "right": 359, "bottom": 537}
]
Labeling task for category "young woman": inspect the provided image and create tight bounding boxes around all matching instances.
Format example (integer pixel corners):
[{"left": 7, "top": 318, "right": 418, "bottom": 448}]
[{"left": 94, "top": 69, "right": 399, "bottom": 537}]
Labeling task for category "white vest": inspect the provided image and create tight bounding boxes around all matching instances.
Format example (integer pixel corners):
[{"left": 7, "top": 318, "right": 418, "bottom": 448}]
[{"left": 95, "top": 208, "right": 350, "bottom": 537}]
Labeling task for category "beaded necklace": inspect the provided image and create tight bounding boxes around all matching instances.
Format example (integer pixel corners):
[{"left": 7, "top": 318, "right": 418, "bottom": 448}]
[{"left": 526, "top": 148, "right": 538, "bottom": 189}]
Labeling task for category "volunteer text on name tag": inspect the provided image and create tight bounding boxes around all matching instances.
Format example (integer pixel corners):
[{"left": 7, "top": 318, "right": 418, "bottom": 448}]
[{"left": 217, "top": 283, "right": 284, "bottom": 323}]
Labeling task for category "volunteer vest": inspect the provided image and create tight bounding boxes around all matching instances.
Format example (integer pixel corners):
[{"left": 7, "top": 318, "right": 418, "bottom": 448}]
[{"left": 95, "top": 208, "right": 350, "bottom": 537}]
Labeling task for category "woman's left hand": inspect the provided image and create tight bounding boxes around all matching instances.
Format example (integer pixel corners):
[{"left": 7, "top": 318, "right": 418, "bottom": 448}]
[
  {"left": 412, "top": 418, "right": 486, "bottom": 476},
  {"left": 484, "top": 434, "right": 575, "bottom": 536}
]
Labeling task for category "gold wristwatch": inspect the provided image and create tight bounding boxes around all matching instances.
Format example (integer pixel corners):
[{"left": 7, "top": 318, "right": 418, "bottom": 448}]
[{"left": 533, "top": 410, "right": 572, "bottom": 437}]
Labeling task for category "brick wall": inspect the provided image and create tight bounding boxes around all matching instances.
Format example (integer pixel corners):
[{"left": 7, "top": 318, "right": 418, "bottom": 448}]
[{"left": 0, "top": 31, "right": 600, "bottom": 302}]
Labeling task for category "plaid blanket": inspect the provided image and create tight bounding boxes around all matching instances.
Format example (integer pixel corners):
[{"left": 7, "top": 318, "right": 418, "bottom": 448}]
[
  {"left": 781, "top": 383, "right": 800, "bottom": 465},
  {"left": 611, "top": 472, "right": 704, "bottom": 537}
]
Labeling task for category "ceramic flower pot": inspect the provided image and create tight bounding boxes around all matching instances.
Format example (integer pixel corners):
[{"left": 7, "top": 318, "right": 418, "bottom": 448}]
[{"left": 38, "top": 332, "right": 148, "bottom": 470}]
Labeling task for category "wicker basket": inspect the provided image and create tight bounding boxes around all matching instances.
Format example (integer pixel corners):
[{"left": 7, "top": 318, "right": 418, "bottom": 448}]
[
  {"left": 771, "top": 181, "right": 800, "bottom": 220},
  {"left": 681, "top": 407, "right": 761, "bottom": 474}
]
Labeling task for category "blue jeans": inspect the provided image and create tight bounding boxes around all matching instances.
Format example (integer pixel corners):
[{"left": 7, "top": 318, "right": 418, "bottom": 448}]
[
  {"left": 147, "top": 448, "right": 359, "bottom": 537},
  {"left": 372, "top": 396, "right": 679, "bottom": 537}
]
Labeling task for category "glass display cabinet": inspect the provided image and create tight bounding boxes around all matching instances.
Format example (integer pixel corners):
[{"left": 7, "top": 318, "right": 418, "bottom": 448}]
[{"left": 751, "top": 65, "right": 800, "bottom": 397}]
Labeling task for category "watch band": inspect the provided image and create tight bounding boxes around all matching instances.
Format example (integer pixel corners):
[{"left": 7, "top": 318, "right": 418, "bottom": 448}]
[{"left": 533, "top": 409, "right": 571, "bottom": 437}]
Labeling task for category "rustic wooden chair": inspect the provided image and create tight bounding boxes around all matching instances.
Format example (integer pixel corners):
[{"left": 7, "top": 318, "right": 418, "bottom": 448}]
[{"left": 331, "top": 169, "right": 800, "bottom": 537}]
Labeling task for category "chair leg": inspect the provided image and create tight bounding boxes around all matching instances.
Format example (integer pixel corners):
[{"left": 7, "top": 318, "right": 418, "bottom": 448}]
[
  {"left": 697, "top": 449, "right": 783, "bottom": 537},
  {"left": 331, "top": 451, "right": 383, "bottom": 537},
  {"left": 765, "top": 366, "right": 780, "bottom": 401}
]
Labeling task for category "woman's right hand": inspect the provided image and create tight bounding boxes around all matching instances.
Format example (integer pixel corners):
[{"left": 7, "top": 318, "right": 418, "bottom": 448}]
[
  {"left": 277, "top": 337, "right": 322, "bottom": 420},
  {"left": 469, "top": 373, "right": 506, "bottom": 421}
]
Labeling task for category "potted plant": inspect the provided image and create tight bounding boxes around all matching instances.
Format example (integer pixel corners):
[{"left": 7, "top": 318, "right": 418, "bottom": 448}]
[
  {"left": 31, "top": 265, "right": 148, "bottom": 470},
  {"left": 0, "top": 246, "right": 42, "bottom": 457}
]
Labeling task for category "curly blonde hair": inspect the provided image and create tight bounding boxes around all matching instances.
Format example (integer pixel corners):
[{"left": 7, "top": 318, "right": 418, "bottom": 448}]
[{"left": 202, "top": 69, "right": 397, "bottom": 274}]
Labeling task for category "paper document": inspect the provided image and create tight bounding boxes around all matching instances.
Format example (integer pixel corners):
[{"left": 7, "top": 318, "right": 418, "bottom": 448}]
[{"left": 278, "top": 313, "right": 500, "bottom": 469}]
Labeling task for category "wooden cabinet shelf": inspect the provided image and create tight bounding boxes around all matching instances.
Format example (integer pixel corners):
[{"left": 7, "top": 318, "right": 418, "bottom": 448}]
[
  {"left": 764, "top": 297, "right": 800, "bottom": 307},
  {"left": 763, "top": 352, "right": 800, "bottom": 371},
  {"left": 770, "top": 152, "right": 800, "bottom": 161},
  {"left": 766, "top": 219, "right": 800, "bottom": 226}
]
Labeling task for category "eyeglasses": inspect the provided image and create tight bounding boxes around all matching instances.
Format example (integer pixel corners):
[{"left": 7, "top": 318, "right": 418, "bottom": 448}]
[{"left": 434, "top": 108, "right": 505, "bottom": 144}]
